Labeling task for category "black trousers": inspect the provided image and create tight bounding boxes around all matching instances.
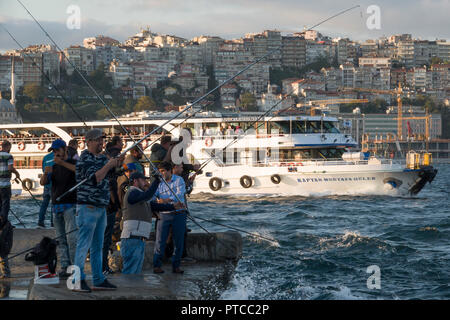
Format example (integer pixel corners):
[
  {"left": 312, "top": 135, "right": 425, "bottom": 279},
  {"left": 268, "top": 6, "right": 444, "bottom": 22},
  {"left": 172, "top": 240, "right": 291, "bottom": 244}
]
[{"left": 0, "top": 187, "right": 11, "bottom": 222}]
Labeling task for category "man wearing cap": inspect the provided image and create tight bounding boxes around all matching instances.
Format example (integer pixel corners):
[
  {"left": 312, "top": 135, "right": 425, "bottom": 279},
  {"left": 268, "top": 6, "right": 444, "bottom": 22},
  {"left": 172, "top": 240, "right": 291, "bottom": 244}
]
[
  {"left": 40, "top": 139, "right": 78, "bottom": 279},
  {"left": 72, "top": 129, "right": 124, "bottom": 293},
  {"left": 117, "top": 143, "right": 144, "bottom": 197},
  {"left": 120, "top": 172, "right": 184, "bottom": 274}
]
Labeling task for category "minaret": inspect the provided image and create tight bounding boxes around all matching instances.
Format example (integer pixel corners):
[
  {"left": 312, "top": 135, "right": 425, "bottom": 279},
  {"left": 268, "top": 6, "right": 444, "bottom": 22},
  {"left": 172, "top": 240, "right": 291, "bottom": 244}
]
[{"left": 10, "top": 56, "right": 16, "bottom": 106}]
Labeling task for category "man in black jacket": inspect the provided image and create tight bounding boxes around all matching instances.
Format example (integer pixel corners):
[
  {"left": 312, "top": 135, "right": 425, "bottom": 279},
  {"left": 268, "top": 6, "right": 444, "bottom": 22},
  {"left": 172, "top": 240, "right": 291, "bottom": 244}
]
[{"left": 40, "top": 139, "right": 78, "bottom": 279}]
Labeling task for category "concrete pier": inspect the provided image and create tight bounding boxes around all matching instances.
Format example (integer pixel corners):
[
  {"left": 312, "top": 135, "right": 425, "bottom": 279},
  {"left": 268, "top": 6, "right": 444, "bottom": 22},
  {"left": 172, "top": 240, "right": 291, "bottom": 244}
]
[{"left": 1, "top": 228, "right": 242, "bottom": 300}]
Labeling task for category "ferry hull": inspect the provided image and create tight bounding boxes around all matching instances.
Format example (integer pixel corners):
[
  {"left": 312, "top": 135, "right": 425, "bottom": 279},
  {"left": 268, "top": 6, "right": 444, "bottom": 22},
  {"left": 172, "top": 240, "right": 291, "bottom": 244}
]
[
  {"left": 11, "top": 165, "right": 436, "bottom": 198},
  {"left": 191, "top": 165, "right": 437, "bottom": 197}
]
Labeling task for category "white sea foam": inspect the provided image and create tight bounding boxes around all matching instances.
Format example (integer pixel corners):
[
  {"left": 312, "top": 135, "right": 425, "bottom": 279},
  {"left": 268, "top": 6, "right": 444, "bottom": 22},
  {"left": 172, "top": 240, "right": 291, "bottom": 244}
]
[{"left": 247, "top": 228, "right": 280, "bottom": 248}]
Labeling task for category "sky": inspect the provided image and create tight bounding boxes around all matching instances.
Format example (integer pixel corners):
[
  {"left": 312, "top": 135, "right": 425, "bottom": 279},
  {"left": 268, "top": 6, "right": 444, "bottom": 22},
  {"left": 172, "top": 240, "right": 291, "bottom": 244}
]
[{"left": 0, "top": 0, "right": 449, "bottom": 52}]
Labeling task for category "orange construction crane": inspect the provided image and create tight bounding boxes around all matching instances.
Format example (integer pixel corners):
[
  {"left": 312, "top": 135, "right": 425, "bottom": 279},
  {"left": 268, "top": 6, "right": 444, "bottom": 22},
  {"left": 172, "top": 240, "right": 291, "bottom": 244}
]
[{"left": 340, "top": 84, "right": 407, "bottom": 140}]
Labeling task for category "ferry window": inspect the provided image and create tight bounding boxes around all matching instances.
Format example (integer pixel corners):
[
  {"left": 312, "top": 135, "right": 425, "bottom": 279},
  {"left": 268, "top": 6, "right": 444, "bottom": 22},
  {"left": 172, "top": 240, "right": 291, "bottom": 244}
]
[
  {"left": 292, "top": 121, "right": 307, "bottom": 134},
  {"left": 256, "top": 122, "right": 267, "bottom": 134},
  {"left": 317, "top": 148, "right": 344, "bottom": 159},
  {"left": 270, "top": 121, "right": 290, "bottom": 135},
  {"left": 306, "top": 121, "right": 321, "bottom": 133},
  {"left": 323, "top": 121, "right": 340, "bottom": 133}
]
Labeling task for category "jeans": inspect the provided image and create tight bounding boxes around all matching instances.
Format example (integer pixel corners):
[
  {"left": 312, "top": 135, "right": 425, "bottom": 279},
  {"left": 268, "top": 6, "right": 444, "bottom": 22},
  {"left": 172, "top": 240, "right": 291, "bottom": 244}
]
[
  {"left": 0, "top": 187, "right": 11, "bottom": 222},
  {"left": 153, "top": 211, "right": 187, "bottom": 270},
  {"left": 121, "top": 238, "right": 145, "bottom": 274},
  {"left": 38, "top": 185, "right": 51, "bottom": 225},
  {"left": 53, "top": 206, "right": 78, "bottom": 270},
  {"left": 74, "top": 204, "right": 106, "bottom": 286},
  {"left": 102, "top": 212, "right": 116, "bottom": 272}
]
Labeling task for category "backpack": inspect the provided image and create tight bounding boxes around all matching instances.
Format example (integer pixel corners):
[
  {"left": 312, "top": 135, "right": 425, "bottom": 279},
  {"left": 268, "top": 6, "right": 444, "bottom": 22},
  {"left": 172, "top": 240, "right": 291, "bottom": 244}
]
[
  {"left": 24, "top": 237, "right": 58, "bottom": 274},
  {"left": 0, "top": 220, "right": 13, "bottom": 257}
]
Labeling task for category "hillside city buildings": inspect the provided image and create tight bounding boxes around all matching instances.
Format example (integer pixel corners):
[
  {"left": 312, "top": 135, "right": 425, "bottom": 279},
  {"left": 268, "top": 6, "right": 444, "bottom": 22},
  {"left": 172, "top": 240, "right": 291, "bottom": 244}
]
[{"left": 0, "top": 28, "right": 449, "bottom": 154}]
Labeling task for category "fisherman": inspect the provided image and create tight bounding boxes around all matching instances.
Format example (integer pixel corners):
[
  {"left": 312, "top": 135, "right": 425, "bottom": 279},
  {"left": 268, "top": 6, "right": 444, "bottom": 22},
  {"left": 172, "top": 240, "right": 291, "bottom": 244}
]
[
  {"left": 72, "top": 129, "right": 124, "bottom": 293},
  {"left": 120, "top": 172, "right": 183, "bottom": 274},
  {"left": 150, "top": 135, "right": 172, "bottom": 180},
  {"left": 152, "top": 161, "right": 187, "bottom": 274},
  {"left": 40, "top": 139, "right": 78, "bottom": 279},
  {"left": 164, "top": 163, "right": 196, "bottom": 262},
  {"left": 0, "top": 141, "right": 19, "bottom": 224},
  {"left": 37, "top": 146, "right": 54, "bottom": 228}
]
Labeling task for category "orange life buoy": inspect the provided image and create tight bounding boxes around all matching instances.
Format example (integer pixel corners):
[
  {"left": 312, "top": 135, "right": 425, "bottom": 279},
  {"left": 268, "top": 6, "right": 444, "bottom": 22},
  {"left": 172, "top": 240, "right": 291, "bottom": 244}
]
[
  {"left": 78, "top": 140, "right": 85, "bottom": 150},
  {"left": 18, "top": 141, "right": 25, "bottom": 151},
  {"left": 205, "top": 137, "right": 213, "bottom": 147},
  {"left": 37, "top": 141, "right": 45, "bottom": 151}
]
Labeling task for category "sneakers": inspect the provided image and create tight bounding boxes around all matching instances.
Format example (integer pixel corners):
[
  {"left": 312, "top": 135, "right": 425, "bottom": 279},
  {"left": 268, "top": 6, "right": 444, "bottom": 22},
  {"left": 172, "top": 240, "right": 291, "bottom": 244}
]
[
  {"left": 36, "top": 223, "right": 45, "bottom": 229},
  {"left": 92, "top": 279, "right": 117, "bottom": 291},
  {"left": 71, "top": 280, "right": 91, "bottom": 293}
]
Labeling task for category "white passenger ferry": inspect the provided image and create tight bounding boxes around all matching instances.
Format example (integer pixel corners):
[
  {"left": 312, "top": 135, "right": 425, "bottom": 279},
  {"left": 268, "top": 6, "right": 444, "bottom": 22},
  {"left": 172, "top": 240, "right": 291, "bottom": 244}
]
[{"left": 0, "top": 111, "right": 437, "bottom": 197}]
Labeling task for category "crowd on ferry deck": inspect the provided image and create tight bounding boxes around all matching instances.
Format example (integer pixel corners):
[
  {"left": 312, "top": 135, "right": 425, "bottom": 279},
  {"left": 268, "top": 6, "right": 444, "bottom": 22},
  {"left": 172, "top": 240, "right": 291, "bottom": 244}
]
[{"left": 0, "top": 129, "right": 200, "bottom": 291}]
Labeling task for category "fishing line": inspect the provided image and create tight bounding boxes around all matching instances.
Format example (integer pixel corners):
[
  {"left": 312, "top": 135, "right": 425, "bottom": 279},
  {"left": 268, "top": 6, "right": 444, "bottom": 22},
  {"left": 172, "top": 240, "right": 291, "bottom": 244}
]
[
  {"left": 13, "top": 1, "right": 243, "bottom": 254},
  {"left": 0, "top": 23, "right": 89, "bottom": 127},
  {"left": 15, "top": 178, "right": 41, "bottom": 208},
  {"left": 9, "top": 208, "right": 27, "bottom": 228},
  {"left": 191, "top": 215, "right": 279, "bottom": 246},
  {"left": 13, "top": 0, "right": 361, "bottom": 247}
]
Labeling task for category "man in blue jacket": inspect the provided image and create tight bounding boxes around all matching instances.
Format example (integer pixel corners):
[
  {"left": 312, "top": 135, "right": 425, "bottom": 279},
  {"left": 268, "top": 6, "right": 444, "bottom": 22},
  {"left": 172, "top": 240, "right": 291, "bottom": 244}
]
[{"left": 120, "top": 172, "right": 184, "bottom": 274}]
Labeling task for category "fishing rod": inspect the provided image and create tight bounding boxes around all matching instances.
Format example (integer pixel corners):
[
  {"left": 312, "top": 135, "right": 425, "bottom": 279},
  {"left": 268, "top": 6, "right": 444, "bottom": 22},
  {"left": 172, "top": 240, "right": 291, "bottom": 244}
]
[
  {"left": 9, "top": 208, "right": 26, "bottom": 228},
  {"left": 191, "top": 215, "right": 278, "bottom": 246},
  {"left": 196, "top": 87, "right": 297, "bottom": 173},
  {"left": 0, "top": 23, "right": 89, "bottom": 127},
  {"left": 50, "top": 3, "right": 360, "bottom": 200},
  {"left": 15, "top": 0, "right": 359, "bottom": 247},
  {"left": 13, "top": 0, "right": 242, "bottom": 254}
]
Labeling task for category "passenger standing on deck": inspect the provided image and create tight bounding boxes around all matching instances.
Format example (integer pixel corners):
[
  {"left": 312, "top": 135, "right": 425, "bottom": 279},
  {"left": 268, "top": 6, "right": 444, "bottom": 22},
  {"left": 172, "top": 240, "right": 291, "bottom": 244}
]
[
  {"left": 0, "top": 141, "right": 19, "bottom": 224},
  {"left": 120, "top": 172, "right": 183, "bottom": 274},
  {"left": 40, "top": 139, "right": 78, "bottom": 280},
  {"left": 153, "top": 161, "right": 187, "bottom": 274},
  {"left": 37, "top": 147, "right": 54, "bottom": 228},
  {"left": 72, "top": 129, "right": 124, "bottom": 293}
]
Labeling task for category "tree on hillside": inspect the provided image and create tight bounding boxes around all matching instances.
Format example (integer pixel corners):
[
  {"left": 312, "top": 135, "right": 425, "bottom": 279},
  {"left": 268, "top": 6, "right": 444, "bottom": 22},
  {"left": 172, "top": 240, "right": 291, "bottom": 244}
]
[
  {"left": 240, "top": 92, "right": 257, "bottom": 111},
  {"left": 134, "top": 96, "right": 157, "bottom": 112},
  {"left": 23, "top": 84, "right": 43, "bottom": 102}
]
